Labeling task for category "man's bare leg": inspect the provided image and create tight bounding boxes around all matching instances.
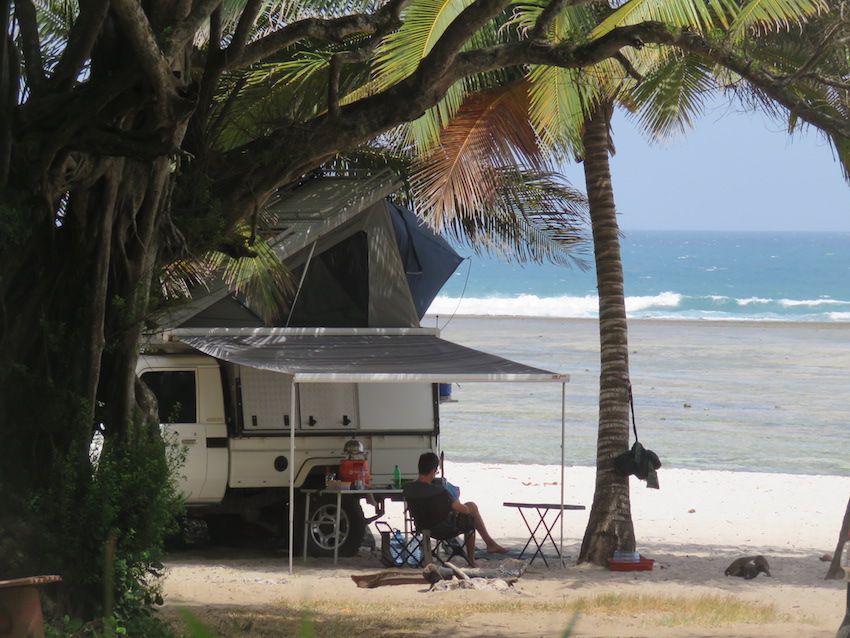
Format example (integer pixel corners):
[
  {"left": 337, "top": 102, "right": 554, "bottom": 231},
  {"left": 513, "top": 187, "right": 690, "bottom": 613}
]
[
  {"left": 465, "top": 502, "right": 508, "bottom": 554},
  {"left": 464, "top": 530, "right": 477, "bottom": 567}
]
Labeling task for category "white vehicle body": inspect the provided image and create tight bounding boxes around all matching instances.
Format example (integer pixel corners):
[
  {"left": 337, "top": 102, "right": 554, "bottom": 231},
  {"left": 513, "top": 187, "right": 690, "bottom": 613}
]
[{"left": 137, "top": 352, "right": 438, "bottom": 505}]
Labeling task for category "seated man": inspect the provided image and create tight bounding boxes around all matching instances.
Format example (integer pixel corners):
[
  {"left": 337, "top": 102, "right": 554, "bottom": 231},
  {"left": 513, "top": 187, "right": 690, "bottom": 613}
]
[{"left": 403, "top": 452, "right": 507, "bottom": 566}]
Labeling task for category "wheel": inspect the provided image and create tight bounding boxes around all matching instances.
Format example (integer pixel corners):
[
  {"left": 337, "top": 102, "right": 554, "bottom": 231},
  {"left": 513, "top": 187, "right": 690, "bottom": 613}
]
[{"left": 305, "top": 495, "right": 366, "bottom": 557}]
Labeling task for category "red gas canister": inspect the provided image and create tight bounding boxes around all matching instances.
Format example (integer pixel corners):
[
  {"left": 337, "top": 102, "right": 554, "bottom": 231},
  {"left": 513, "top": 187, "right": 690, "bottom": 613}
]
[{"left": 339, "top": 459, "right": 370, "bottom": 486}]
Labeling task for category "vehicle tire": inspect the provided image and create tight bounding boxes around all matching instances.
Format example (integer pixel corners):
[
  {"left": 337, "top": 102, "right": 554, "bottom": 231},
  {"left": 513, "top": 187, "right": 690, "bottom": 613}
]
[{"left": 305, "top": 495, "right": 366, "bottom": 558}]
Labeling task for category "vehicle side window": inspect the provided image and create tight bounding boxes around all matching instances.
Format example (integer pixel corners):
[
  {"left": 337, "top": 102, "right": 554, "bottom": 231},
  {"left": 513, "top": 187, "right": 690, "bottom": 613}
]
[{"left": 141, "top": 371, "right": 197, "bottom": 423}]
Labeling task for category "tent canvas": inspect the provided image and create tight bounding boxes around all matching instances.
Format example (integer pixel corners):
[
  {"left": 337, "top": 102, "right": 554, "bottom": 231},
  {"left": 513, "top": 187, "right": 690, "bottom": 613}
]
[
  {"left": 387, "top": 203, "right": 463, "bottom": 320},
  {"left": 166, "top": 170, "right": 463, "bottom": 330},
  {"left": 170, "top": 327, "right": 571, "bottom": 572}
]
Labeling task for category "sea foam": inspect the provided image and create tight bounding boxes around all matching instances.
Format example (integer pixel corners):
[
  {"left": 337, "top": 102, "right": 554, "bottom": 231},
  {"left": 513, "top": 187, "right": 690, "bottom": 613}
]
[{"left": 428, "top": 291, "right": 850, "bottom": 321}]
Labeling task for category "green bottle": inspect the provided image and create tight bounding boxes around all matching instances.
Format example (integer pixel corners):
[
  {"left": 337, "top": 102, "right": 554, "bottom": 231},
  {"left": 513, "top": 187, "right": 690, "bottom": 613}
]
[{"left": 393, "top": 465, "right": 401, "bottom": 489}]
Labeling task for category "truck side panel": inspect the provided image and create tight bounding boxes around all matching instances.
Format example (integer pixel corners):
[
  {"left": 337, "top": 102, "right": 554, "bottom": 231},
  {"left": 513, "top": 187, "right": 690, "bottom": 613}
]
[{"left": 138, "top": 355, "right": 229, "bottom": 503}]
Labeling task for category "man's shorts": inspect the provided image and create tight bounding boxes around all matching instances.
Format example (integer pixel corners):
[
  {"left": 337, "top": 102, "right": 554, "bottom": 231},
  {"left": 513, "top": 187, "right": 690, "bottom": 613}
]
[{"left": 431, "top": 510, "right": 475, "bottom": 538}]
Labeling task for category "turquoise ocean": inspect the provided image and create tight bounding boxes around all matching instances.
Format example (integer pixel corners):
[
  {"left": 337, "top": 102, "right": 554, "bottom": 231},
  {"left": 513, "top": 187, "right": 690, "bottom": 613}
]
[
  {"left": 430, "top": 230, "right": 850, "bottom": 322},
  {"left": 425, "top": 231, "right": 850, "bottom": 478}
]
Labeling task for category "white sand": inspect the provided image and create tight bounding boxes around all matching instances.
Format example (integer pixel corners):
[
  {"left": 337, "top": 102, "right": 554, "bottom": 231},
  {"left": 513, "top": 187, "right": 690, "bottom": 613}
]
[{"left": 162, "top": 462, "right": 850, "bottom": 637}]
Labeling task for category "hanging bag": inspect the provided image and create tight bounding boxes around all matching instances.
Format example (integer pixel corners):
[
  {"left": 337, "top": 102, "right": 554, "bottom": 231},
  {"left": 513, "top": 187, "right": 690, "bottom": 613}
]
[{"left": 613, "top": 383, "right": 662, "bottom": 489}]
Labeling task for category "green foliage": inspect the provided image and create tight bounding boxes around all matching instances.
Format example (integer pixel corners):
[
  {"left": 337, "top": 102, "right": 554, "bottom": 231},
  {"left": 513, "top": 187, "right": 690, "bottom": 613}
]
[
  {"left": 173, "top": 608, "right": 320, "bottom": 638},
  {"left": 0, "top": 366, "right": 184, "bottom": 627},
  {"left": 76, "top": 427, "right": 184, "bottom": 623},
  {"left": 626, "top": 54, "right": 715, "bottom": 141},
  {"left": 178, "top": 609, "right": 221, "bottom": 638},
  {"left": 0, "top": 199, "right": 33, "bottom": 248}
]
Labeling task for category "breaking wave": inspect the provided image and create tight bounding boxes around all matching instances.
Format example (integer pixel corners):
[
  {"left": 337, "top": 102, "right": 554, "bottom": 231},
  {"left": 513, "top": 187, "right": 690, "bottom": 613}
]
[{"left": 427, "top": 292, "right": 850, "bottom": 321}]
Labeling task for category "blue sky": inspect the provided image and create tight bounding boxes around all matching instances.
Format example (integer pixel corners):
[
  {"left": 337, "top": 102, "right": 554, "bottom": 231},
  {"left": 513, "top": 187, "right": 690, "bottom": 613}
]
[{"left": 559, "top": 102, "right": 850, "bottom": 232}]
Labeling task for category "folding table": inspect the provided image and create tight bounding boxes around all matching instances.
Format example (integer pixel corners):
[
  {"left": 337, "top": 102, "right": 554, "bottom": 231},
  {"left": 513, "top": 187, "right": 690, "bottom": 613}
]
[{"left": 503, "top": 502, "right": 586, "bottom": 567}]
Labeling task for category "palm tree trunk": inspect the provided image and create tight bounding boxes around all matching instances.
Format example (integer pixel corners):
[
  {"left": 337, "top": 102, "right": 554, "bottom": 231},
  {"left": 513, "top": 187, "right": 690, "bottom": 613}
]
[
  {"left": 578, "top": 101, "right": 636, "bottom": 565},
  {"left": 826, "top": 496, "right": 850, "bottom": 579}
]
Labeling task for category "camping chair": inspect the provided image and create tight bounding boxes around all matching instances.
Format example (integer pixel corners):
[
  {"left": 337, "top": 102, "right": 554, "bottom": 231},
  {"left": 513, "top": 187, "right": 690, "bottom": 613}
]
[{"left": 403, "top": 489, "right": 473, "bottom": 567}]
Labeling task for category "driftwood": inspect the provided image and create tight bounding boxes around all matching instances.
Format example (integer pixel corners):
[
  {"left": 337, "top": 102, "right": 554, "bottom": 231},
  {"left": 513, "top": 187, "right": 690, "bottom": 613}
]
[
  {"left": 351, "top": 558, "right": 527, "bottom": 589},
  {"left": 351, "top": 569, "right": 432, "bottom": 588}
]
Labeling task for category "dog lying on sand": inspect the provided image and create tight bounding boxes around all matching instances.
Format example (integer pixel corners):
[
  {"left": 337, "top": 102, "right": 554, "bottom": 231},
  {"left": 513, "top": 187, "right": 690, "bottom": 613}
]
[{"left": 724, "top": 555, "right": 771, "bottom": 579}]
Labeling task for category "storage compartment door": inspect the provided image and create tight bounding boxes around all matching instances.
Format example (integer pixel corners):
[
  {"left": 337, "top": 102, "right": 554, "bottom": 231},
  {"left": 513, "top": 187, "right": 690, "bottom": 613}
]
[
  {"left": 357, "top": 383, "right": 434, "bottom": 431},
  {"left": 239, "top": 366, "right": 294, "bottom": 430},
  {"left": 298, "top": 383, "right": 358, "bottom": 430}
]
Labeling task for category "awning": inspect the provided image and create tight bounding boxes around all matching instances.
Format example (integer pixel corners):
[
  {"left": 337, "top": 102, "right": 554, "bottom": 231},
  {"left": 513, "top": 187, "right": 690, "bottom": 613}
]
[{"left": 171, "top": 327, "right": 568, "bottom": 383}]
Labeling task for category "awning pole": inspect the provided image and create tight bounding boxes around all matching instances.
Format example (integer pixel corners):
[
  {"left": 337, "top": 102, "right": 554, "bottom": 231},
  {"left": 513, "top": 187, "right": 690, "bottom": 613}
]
[
  {"left": 559, "top": 381, "right": 566, "bottom": 568},
  {"left": 288, "top": 381, "right": 298, "bottom": 574},
  {"left": 285, "top": 242, "right": 318, "bottom": 328}
]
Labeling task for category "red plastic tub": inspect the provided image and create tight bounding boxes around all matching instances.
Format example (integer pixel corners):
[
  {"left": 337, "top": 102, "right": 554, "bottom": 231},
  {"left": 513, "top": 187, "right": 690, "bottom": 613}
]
[{"left": 608, "top": 557, "right": 654, "bottom": 571}]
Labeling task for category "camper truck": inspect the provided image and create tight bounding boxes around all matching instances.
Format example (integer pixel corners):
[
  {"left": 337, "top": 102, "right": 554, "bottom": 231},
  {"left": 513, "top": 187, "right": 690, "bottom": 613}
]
[
  {"left": 138, "top": 333, "right": 441, "bottom": 557},
  {"left": 144, "top": 171, "right": 561, "bottom": 556}
]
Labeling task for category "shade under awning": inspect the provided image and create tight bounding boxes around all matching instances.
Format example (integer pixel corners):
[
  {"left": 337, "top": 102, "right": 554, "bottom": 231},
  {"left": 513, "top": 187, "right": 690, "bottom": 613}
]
[{"left": 174, "top": 329, "right": 568, "bottom": 383}]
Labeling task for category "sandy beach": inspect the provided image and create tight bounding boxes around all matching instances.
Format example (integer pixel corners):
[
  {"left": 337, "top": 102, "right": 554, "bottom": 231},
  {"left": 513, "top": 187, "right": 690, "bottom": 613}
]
[
  {"left": 162, "top": 461, "right": 850, "bottom": 637},
  {"left": 161, "top": 318, "right": 850, "bottom": 636}
]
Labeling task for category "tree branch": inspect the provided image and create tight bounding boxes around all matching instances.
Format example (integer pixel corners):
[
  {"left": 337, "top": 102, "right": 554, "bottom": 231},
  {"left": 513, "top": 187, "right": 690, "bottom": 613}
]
[
  {"left": 328, "top": 54, "right": 343, "bottom": 118},
  {"left": 49, "top": 0, "right": 111, "bottom": 92},
  {"left": 227, "top": 0, "right": 412, "bottom": 70},
  {"left": 1, "top": 4, "right": 17, "bottom": 188},
  {"left": 195, "top": 7, "right": 224, "bottom": 125},
  {"left": 226, "top": 0, "right": 264, "bottom": 63},
  {"left": 531, "top": 0, "right": 580, "bottom": 41},
  {"left": 109, "top": 0, "right": 175, "bottom": 110},
  {"left": 164, "top": 0, "right": 225, "bottom": 61},
  {"left": 12, "top": 0, "right": 45, "bottom": 93},
  {"left": 211, "top": 21, "right": 850, "bottom": 225},
  {"left": 804, "top": 74, "right": 850, "bottom": 90},
  {"left": 614, "top": 51, "right": 642, "bottom": 82},
  {"left": 415, "top": 0, "right": 513, "bottom": 83}
]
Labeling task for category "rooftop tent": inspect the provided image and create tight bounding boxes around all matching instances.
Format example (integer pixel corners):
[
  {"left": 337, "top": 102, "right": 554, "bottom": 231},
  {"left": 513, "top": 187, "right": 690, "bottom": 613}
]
[
  {"left": 173, "top": 328, "right": 567, "bottom": 383},
  {"left": 277, "top": 202, "right": 420, "bottom": 328},
  {"left": 168, "top": 170, "right": 462, "bottom": 330},
  {"left": 388, "top": 203, "right": 463, "bottom": 320},
  {"left": 265, "top": 172, "right": 461, "bottom": 328}
]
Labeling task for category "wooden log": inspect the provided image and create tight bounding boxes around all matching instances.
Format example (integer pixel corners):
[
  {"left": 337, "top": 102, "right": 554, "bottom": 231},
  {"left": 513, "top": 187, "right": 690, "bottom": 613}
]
[
  {"left": 352, "top": 558, "right": 527, "bottom": 589},
  {"left": 445, "top": 562, "right": 469, "bottom": 580},
  {"left": 351, "top": 570, "right": 430, "bottom": 588}
]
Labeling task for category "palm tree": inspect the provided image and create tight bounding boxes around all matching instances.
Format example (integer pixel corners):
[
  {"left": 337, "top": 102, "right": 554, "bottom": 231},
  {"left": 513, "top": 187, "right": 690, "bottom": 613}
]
[
  {"left": 577, "top": 100, "right": 638, "bottom": 562},
  {"left": 378, "top": 0, "right": 838, "bottom": 566}
]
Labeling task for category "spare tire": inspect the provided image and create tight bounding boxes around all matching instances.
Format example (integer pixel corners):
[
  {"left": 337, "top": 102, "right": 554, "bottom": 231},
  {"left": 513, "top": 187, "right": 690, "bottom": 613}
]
[{"left": 305, "top": 495, "right": 366, "bottom": 557}]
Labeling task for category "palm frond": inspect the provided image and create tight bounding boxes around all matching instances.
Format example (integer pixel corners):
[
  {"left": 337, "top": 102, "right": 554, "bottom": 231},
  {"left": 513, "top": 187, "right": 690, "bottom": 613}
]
[
  {"left": 627, "top": 54, "right": 716, "bottom": 142},
  {"left": 408, "top": 82, "right": 589, "bottom": 266},
  {"left": 592, "top": 0, "right": 741, "bottom": 37},
  {"left": 525, "top": 5, "right": 631, "bottom": 157},
  {"left": 219, "top": 235, "right": 294, "bottom": 324},
  {"left": 410, "top": 80, "right": 548, "bottom": 225},
  {"left": 214, "top": 41, "right": 372, "bottom": 151},
  {"left": 159, "top": 213, "right": 294, "bottom": 325},
  {"left": 373, "top": 0, "right": 479, "bottom": 150},
  {"left": 730, "top": 0, "right": 826, "bottom": 36},
  {"left": 373, "top": 0, "right": 475, "bottom": 86},
  {"left": 436, "top": 169, "right": 590, "bottom": 267}
]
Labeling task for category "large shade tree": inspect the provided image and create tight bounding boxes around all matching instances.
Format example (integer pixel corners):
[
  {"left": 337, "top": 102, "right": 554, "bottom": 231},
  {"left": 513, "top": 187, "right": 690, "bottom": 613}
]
[{"left": 0, "top": 0, "right": 848, "bottom": 618}]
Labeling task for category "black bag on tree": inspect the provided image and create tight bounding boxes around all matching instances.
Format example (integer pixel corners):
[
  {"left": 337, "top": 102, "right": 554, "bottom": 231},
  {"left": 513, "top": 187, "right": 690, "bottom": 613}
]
[{"left": 612, "top": 384, "right": 662, "bottom": 489}]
